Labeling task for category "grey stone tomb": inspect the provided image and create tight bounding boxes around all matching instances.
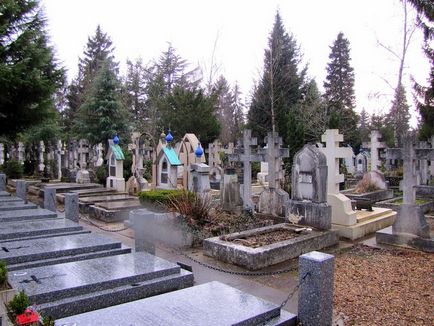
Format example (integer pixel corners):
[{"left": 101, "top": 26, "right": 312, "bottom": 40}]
[
  {"left": 0, "top": 201, "right": 37, "bottom": 211},
  {"left": 65, "top": 193, "right": 79, "bottom": 222},
  {"left": 0, "top": 207, "right": 57, "bottom": 223},
  {"left": 376, "top": 134, "right": 434, "bottom": 252},
  {"left": 44, "top": 187, "right": 57, "bottom": 212},
  {"left": 298, "top": 251, "right": 335, "bottom": 326},
  {"left": 286, "top": 144, "right": 331, "bottom": 230},
  {"left": 0, "top": 173, "right": 6, "bottom": 191},
  {"left": 15, "top": 180, "right": 27, "bottom": 202},
  {"left": 56, "top": 281, "right": 296, "bottom": 325}
]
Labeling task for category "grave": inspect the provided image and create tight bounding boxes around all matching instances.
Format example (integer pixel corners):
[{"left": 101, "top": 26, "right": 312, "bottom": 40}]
[
  {"left": 56, "top": 281, "right": 295, "bottom": 325},
  {"left": 0, "top": 196, "right": 23, "bottom": 202},
  {"left": 106, "top": 136, "right": 126, "bottom": 192},
  {"left": 37, "top": 183, "right": 102, "bottom": 197},
  {"left": 9, "top": 252, "right": 193, "bottom": 319},
  {"left": 78, "top": 193, "right": 137, "bottom": 212},
  {"left": 221, "top": 167, "right": 243, "bottom": 213},
  {"left": 0, "top": 191, "right": 11, "bottom": 198},
  {"left": 319, "top": 130, "right": 396, "bottom": 240},
  {"left": 204, "top": 223, "right": 338, "bottom": 270},
  {"left": 0, "top": 219, "right": 87, "bottom": 242},
  {"left": 56, "top": 188, "right": 118, "bottom": 204},
  {"left": 153, "top": 132, "right": 182, "bottom": 189},
  {"left": 88, "top": 199, "right": 143, "bottom": 222},
  {"left": 0, "top": 207, "right": 57, "bottom": 223},
  {"left": 177, "top": 133, "right": 206, "bottom": 189},
  {"left": 0, "top": 201, "right": 37, "bottom": 211},
  {"left": 376, "top": 134, "right": 434, "bottom": 252},
  {"left": 362, "top": 130, "right": 387, "bottom": 172}
]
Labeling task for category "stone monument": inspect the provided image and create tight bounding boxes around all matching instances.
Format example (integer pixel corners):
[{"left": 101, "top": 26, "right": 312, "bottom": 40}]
[{"left": 106, "top": 135, "right": 126, "bottom": 192}]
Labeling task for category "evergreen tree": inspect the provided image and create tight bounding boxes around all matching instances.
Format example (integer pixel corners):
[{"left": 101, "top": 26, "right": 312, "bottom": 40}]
[
  {"left": 0, "top": 0, "right": 64, "bottom": 139},
  {"left": 162, "top": 86, "right": 220, "bottom": 146},
  {"left": 359, "top": 108, "right": 370, "bottom": 142},
  {"left": 248, "top": 11, "right": 306, "bottom": 143},
  {"left": 124, "top": 58, "right": 148, "bottom": 130},
  {"left": 73, "top": 59, "right": 130, "bottom": 149},
  {"left": 408, "top": 0, "right": 434, "bottom": 140},
  {"left": 387, "top": 84, "right": 411, "bottom": 146},
  {"left": 323, "top": 32, "right": 360, "bottom": 148}
]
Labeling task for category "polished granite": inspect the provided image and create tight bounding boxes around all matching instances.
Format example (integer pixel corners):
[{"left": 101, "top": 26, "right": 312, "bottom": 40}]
[
  {"left": 0, "top": 201, "right": 37, "bottom": 211},
  {"left": 55, "top": 281, "right": 296, "bottom": 326},
  {"left": 0, "top": 207, "right": 57, "bottom": 222}
]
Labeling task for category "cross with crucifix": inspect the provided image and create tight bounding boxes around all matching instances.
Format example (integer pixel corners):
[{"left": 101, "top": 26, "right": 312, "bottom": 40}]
[{"left": 228, "top": 129, "right": 262, "bottom": 210}]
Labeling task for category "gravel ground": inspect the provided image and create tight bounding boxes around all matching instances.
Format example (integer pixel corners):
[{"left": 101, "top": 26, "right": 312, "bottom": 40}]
[{"left": 333, "top": 244, "right": 433, "bottom": 326}]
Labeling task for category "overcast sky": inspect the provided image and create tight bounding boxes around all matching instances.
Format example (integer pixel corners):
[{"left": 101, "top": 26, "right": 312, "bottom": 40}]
[{"left": 41, "top": 0, "right": 430, "bottom": 127}]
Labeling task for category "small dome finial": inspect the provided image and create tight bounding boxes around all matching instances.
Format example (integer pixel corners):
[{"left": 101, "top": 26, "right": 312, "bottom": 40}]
[
  {"left": 195, "top": 142, "right": 203, "bottom": 158},
  {"left": 165, "top": 129, "right": 173, "bottom": 143},
  {"left": 113, "top": 135, "right": 120, "bottom": 145}
]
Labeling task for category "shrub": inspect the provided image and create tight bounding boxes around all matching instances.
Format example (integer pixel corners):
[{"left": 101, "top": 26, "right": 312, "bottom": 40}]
[
  {"left": 8, "top": 290, "right": 30, "bottom": 315},
  {"left": 0, "top": 260, "right": 7, "bottom": 289},
  {"left": 42, "top": 315, "right": 55, "bottom": 326},
  {"left": 138, "top": 189, "right": 184, "bottom": 206},
  {"left": 143, "top": 160, "right": 152, "bottom": 181},
  {"left": 3, "top": 160, "right": 23, "bottom": 179},
  {"left": 95, "top": 165, "right": 107, "bottom": 185}
]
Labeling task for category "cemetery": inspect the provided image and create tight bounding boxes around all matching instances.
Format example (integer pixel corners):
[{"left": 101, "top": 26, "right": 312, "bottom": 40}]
[{"left": 0, "top": 1, "right": 433, "bottom": 325}]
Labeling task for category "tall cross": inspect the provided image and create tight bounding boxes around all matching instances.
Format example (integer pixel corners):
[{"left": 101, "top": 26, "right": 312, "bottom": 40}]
[
  {"left": 228, "top": 129, "right": 262, "bottom": 210},
  {"left": 363, "top": 130, "right": 387, "bottom": 172},
  {"left": 319, "top": 129, "right": 353, "bottom": 195},
  {"left": 258, "top": 132, "right": 289, "bottom": 190}
]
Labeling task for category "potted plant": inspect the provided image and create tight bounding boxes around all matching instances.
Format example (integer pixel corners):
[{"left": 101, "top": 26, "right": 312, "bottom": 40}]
[{"left": 0, "top": 261, "right": 15, "bottom": 318}]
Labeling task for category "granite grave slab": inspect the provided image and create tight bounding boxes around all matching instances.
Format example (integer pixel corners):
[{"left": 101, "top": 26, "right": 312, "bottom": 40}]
[
  {"left": 0, "top": 196, "right": 24, "bottom": 203},
  {"left": 0, "top": 219, "right": 84, "bottom": 241},
  {"left": 0, "top": 207, "right": 57, "bottom": 223},
  {"left": 55, "top": 281, "right": 296, "bottom": 326},
  {"left": 9, "top": 252, "right": 194, "bottom": 319},
  {"left": 0, "top": 233, "right": 122, "bottom": 265},
  {"left": 0, "top": 201, "right": 37, "bottom": 211},
  {"left": 0, "top": 191, "right": 11, "bottom": 197}
]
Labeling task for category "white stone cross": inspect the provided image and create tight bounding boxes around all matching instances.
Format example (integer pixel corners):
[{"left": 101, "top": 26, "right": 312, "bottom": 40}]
[
  {"left": 319, "top": 129, "right": 353, "bottom": 195},
  {"left": 38, "top": 141, "right": 45, "bottom": 173},
  {"left": 365, "top": 130, "right": 387, "bottom": 172}
]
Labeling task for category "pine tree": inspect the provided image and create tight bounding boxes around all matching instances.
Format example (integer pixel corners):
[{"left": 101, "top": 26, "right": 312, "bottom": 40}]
[
  {"left": 0, "top": 0, "right": 64, "bottom": 138},
  {"left": 323, "top": 32, "right": 360, "bottom": 148},
  {"left": 124, "top": 58, "right": 148, "bottom": 130},
  {"left": 73, "top": 59, "right": 130, "bottom": 149},
  {"left": 408, "top": 0, "right": 434, "bottom": 140},
  {"left": 248, "top": 11, "right": 306, "bottom": 143},
  {"left": 359, "top": 108, "right": 370, "bottom": 142},
  {"left": 387, "top": 84, "right": 411, "bottom": 146}
]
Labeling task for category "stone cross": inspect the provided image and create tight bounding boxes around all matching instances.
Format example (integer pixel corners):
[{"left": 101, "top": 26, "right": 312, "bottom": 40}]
[
  {"left": 365, "top": 130, "right": 387, "bottom": 172},
  {"left": 77, "top": 139, "right": 89, "bottom": 168},
  {"left": 258, "top": 132, "right": 289, "bottom": 189},
  {"left": 95, "top": 143, "right": 104, "bottom": 167},
  {"left": 207, "top": 140, "right": 222, "bottom": 168},
  {"left": 386, "top": 134, "right": 434, "bottom": 237},
  {"left": 228, "top": 129, "right": 262, "bottom": 210},
  {"left": 38, "top": 141, "right": 45, "bottom": 173},
  {"left": 319, "top": 130, "right": 353, "bottom": 195},
  {"left": 0, "top": 143, "right": 4, "bottom": 165},
  {"left": 56, "top": 140, "right": 63, "bottom": 180},
  {"left": 17, "top": 142, "right": 25, "bottom": 164}
]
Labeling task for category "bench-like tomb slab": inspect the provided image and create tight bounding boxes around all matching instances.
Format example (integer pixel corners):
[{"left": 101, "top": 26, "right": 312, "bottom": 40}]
[
  {"left": 9, "top": 252, "right": 194, "bottom": 319},
  {"left": 89, "top": 200, "right": 143, "bottom": 222},
  {"left": 56, "top": 281, "right": 296, "bottom": 326},
  {"left": 204, "top": 223, "right": 339, "bottom": 270},
  {"left": 0, "top": 208, "right": 57, "bottom": 223},
  {"left": 0, "top": 196, "right": 24, "bottom": 203},
  {"left": 0, "top": 233, "right": 122, "bottom": 266},
  {"left": 0, "top": 191, "right": 11, "bottom": 197},
  {"left": 0, "top": 219, "right": 85, "bottom": 241},
  {"left": 0, "top": 201, "right": 37, "bottom": 211},
  {"left": 56, "top": 188, "right": 120, "bottom": 203},
  {"left": 40, "top": 183, "right": 102, "bottom": 196}
]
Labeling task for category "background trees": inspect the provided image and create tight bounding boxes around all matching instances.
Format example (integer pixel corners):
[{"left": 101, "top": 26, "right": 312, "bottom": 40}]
[{"left": 0, "top": 0, "right": 64, "bottom": 139}]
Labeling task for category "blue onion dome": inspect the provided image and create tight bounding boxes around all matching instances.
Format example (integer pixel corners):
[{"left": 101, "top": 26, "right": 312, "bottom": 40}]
[
  {"left": 165, "top": 130, "right": 173, "bottom": 143},
  {"left": 195, "top": 143, "right": 204, "bottom": 158},
  {"left": 113, "top": 135, "right": 120, "bottom": 145}
]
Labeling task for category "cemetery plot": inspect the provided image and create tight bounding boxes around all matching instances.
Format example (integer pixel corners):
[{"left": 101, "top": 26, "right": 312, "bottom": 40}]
[
  {"left": 56, "top": 281, "right": 296, "bottom": 326},
  {"left": 0, "top": 201, "right": 37, "bottom": 211},
  {"left": 204, "top": 223, "right": 338, "bottom": 270},
  {"left": 0, "top": 207, "right": 57, "bottom": 223},
  {"left": 9, "top": 252, "right": 193, "bottom": 319},
  {"left": 0, "top": 191, "right": 10, "bottom": 197},
  {"left": 0, "top": 196, "right": 23, "bottom": 203}
]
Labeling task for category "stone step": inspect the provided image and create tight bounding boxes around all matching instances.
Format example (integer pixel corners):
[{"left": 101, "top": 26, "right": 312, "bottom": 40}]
[
  {"left": 0, "top": 191, "right": 11, "bottom": 197},
  {"left": 0, "top": 196, "right": 22, "bottom": 203},
  {"left": 356, "top": 207, "right": 395, "bottom": 223},
  {"left": 0, "top": 230, "right": 91, "bottom": 244},
  {"left": 0, "top": 218, "right": 84, "bottom": 241},
  {"left": 8, "top": 246, "right": 131, "bottom": 271},
  {"left": 39, "top": 183, "right": 103, "bottom": 197},
  {"left": 0, "top": 233, "right": 122, "bottom": 265},
  {"left": 0, "top": 201, "right": 37, "bottom": 211},
  {"left": 56, "top": 281, "right": 295, "bottom": 325},
  {"left": 7, "top": 252, "right": 194, "bottom": 319},
  {"left": 56, "top": 188, "right": 121, "bottom": 203},
  {"left": 0, "top": 208, "right": 58, "bottom": 223}
]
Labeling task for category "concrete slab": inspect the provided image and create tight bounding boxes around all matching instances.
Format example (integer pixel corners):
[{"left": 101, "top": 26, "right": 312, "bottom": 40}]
[
  {"left": 89, "top": 200, "right": 143, "bottom": 222},
  {"left": 79, "top": 194, "right": 136, "bottom": 204},
  {"left": 56, "top": 281, "right": 296, "bottom": 326},
  {"left": 0, "top": 218, "right": 83, "bottom": 241},
  {"left": 40, "top": 183, "right": 102, "bottom": 195},
  {"left": 0, "top": 208, "right": 57, "bottom": 223},
  {"left": 0, "top": 201, "right": 37, "bottom": 211},
  {"left": 0, "top": 233, "right": 122, "bottom": 265},
  {"left": 9, "top": 252, "right": 194, "bottom": 319},
  {"left": 94, "top": 200, "right": 142, "bottom": 210}
]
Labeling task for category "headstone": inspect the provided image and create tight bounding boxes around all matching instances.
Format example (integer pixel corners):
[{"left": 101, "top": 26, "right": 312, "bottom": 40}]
[
  {"left": 106, "top": 137, "right": 126, "bottom": 192},
  {"left": 319, "top": 129, "right": 357, "bottom": 226},
  {"left": 258, "top": 132, "right": 290, "bottom": 216},
  {"left": 43, "top": 187, "right": 56, "bottom": 212},
  {"left": 298, "top": 251, "right": 335, "bottom": 326},
  {"left": 364, "top": 130, "right": 387, "bottom": 172},
  {"left": 257, "top": 161, "right": 269, "bottom": 185},
  {"left": 130, "top": 209, "right": 156, "bottom": 254},
  {"left": 189, "top": 163, "right": 210, "bottom": 195},
  {"left": 95, "top": 143, "right": 104, "bottom": 167},
  {"left": 355, "top": 151, "right": 369, "bottom": 175},
  {"left": 0, "top": 173, "right": 6, "bottom": 191},
  {"left": 221, "top": 167, "right": 242, "bottom": 213},
  {"left": 287, "top": 144, "right": 331, "bottom": 230},
  {"left": 16, "top": 180, "right": 27, "bottom": 203},
  {"left": 38, "top": 140, "right": 45, "bottom": 174},
  {"left": 65, "top": 193, "right": 79, "bottom": 222},
  {"left": 377, "top": 134, "right": 434, "bottom": 251},
  {"left": 344, "top": 145, "right": 355, "bottom": 175},
  {"left": 228, "top": 129, "right": 262, "bottom": 211},
  {"left": 56, "top": 281, "right": 295, "bottom": 325}
]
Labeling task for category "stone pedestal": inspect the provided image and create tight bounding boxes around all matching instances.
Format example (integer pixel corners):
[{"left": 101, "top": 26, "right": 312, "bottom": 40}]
[
  {"left": 43, "top": 187, "right": 57, "bottom": 212},
  {"left": 0, "top": 173, "right": 6, "bottom": 191},
  {"left": 298, "top": 251, "right": 334, "bottom": 326},
  {"left": 286, "top": 200, "right": 331, "bottom": 230},
  {"left": 130, "top": 210, "right": 156, "bottom": 255},
  {"left": 189, "top": 163, "right": 210, "bottom": 194},
  {"left": 65, "top": 193, "right": 79, "bottom": 222},
  {"left": 16, "top": 180, "right": 27, "bottom": 203}
]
